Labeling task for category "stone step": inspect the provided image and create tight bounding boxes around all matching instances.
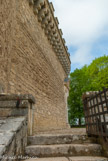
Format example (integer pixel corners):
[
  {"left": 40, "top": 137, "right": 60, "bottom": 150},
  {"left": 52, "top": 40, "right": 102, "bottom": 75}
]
[
  {"left": 24, "top": 157, "right": 108, "bottom": 161},
  {"left": 25, "top": 143, "right": 102, "bottom": 157},
  {"left": 28, "top": 134, "right": 94, "bottom": 145},
  {"left": 35, "top": 128, "right": 86, "bottom": 135}
]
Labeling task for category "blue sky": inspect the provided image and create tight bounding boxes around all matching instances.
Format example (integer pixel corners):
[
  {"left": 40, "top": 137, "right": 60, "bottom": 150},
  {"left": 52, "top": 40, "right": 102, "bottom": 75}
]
[{"left": 49, "top": 0, "right": 108, "bottom": 72}]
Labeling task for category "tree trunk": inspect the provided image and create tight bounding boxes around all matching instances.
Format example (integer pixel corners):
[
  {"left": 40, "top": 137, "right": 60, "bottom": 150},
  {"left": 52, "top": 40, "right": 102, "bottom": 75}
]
[{"left": 79, "top": 118, "right": 81, "bottom": 126}]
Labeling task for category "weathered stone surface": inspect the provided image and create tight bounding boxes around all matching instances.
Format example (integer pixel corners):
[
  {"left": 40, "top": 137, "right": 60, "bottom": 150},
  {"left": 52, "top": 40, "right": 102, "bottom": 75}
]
[
  {"left": 25, "top": 144, "right": 102, "bottom": 157},
  {"left": 0, "top": 120, "right": 6, "bottom": 125},
  {"left": 0, "top": 84, "right": 5, "bottom": 94},
  {"left": 0, "top": 100, "right": 29, "bottom": 108},
  {"left": 4, "top": 139, "right": 16, "bottom": 158},
  {"left": 0, "top": 117, "right": 26, "bottom": 133},
  {"left": 0, "top": 120, "right": 5, "bottom": 123},
  {"left": 25, "top": 157, "right": 68, "bottom": 161},
  {"left": 0, "top": 116, "right": 27, "bottom": 159},
  {"left": 26, "top": 129, "right": 107, "bottom": 160},
  {"left": 8, "top": 117, "right": 27, "bottom": 122},
  {"left": 0, "top": 145, "right": 6, "bottom": 156},
  {"left": 0, "top": 94, "right": 36, "bottom": 104},
  {"left": 69, "top": 157, "right": 108, "bottom": 161},
  {"left": 0, "top": 108, "right": 28, "bottom": 117},
  {"left": 24, "top": 157, "right": 108, "bottom": 161},
  {"left": 0, "top": 132, "right": 14, "bottom": 146},
  {"left": 35, "top": 128, "right": 86, "bottom": 135},
  {"left": 0, "top": 109, "right": 12, "bottom": 117},
  {"left": 28, "top": 134, "right": 93, "bottom": 145}
]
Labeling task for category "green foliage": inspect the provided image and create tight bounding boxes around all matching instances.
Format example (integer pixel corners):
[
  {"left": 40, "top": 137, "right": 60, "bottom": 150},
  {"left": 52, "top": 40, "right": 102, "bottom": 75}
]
[
  {"left": 87, "top": 55, "right": 108, "bottom": 90},
  {"left": 68, "top": 55, "right": 108, "bottom": 126}
]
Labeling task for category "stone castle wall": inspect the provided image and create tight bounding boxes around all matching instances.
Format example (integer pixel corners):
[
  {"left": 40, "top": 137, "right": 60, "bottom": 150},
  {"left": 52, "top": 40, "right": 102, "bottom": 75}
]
[{"left": 0, "top": 0, "right": 70, "bottom": 133}]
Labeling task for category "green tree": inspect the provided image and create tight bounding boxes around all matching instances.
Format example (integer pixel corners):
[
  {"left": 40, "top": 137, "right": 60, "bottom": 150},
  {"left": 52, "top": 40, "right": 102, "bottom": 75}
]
[
  {"left": 68, "top": 66, "right": 88, "bottom": 126},
  {"left": 68, "top": 55, "right": 108, "bottom": 126},
  {"left": 87, "top": 55, "right": 108, "bottom": 90}
]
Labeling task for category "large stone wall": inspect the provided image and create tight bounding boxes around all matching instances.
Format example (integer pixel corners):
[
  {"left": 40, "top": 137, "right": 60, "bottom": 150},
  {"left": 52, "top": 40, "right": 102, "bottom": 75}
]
[{"left": 0, "top": 0, "right": 70, "bottom": 133}]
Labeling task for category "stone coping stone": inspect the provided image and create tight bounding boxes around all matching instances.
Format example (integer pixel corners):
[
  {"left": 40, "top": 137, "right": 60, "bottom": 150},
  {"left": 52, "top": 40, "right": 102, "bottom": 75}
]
[
  {"left": 69, "top": 157, "right": 108, "bottom": 161},
  {"left": 0, "top": 120, "right": 6, "bottom": 128},
  {"left": 0, "top": 120, "right": 6, "bottom": 124},
  {"left": 24, "top": 157, "right": 68, "bottom": 161},
  {"left": 0, "top": 145, "right": 6, "bottom": 156},
  {"left": 0, "top": 117, "right": 26, "bottom": 133},
  {"left": 0, "top": 132, "right": 14, "bottom": 146},
  {"left": 0, "top": 117, "right": 27, "bottom": 156},
  {"left": 0, "top": 100, "right": 29, "bottom": 108},
  {"left": 24, "top": 156, "right": 108, "bottom": 161},
  {"left": 0, "top": 94, "right": 35, "bottom": 104}
]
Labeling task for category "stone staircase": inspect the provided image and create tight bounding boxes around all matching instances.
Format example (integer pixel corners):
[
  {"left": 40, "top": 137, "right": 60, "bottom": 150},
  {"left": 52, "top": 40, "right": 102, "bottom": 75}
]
[{"left": 25, "top": 129, "right": 108, "bottom": 161}]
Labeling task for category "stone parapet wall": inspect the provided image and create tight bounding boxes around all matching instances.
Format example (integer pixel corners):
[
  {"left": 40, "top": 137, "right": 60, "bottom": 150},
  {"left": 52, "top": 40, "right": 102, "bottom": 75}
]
[{"left": 1, "top": 0, "right": 69, "bottom": 133}]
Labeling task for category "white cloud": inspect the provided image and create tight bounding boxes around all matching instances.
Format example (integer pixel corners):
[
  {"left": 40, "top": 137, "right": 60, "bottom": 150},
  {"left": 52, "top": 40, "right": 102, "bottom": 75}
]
[
  {"left": 49, "top": 0, "right": 108, "bottom": 69},
  {"left": 70, "top": 45, "right": 92, "bottom": 66}
]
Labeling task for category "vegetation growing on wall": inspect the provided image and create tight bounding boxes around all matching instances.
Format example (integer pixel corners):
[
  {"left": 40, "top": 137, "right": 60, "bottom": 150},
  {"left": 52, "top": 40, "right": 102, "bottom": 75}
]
[{"left": 68, "top": 55, "right": 108, "bottom": 126}]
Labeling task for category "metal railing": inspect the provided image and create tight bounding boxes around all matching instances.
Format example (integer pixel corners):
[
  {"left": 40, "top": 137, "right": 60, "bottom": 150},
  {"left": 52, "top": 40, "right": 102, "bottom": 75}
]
[{"left": 83, "top": 88, "right": 108, "bottom": 142}]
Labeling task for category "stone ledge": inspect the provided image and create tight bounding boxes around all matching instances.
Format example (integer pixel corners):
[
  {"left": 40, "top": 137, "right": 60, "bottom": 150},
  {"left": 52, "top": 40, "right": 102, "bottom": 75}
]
[
  {"left": 0, "top": 117, "right": 26, "bottom": 133},
  {"left": 0, "top": 145, "right": 6, "bottom": 156},
  {"left": 0, "top": 99, "right": 30, "bottom": 117},
  {"left": 0, "top": 100, "right": 29, "bottom": 108},
  {"left": 0, "top": 108, "right": 28, "bottom": 117},
  {"left": 24, "top": 157, "right": 108, "bottom": 161},
  {"left": 0, "top": 132, "right": 14, "bottom": 148},
  {"left": 0, "top": 94, "right": 36, "bottom": 104}
]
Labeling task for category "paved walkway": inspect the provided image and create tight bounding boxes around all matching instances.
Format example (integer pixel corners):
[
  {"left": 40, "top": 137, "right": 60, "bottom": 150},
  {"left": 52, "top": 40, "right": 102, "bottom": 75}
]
[{"left": 24, "top": 156, "right": 107, "bottom": 161}]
